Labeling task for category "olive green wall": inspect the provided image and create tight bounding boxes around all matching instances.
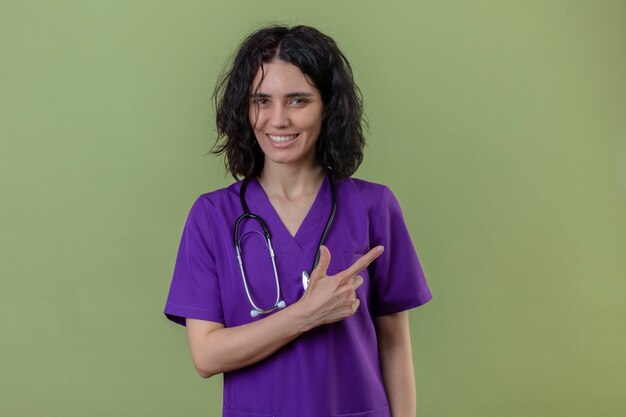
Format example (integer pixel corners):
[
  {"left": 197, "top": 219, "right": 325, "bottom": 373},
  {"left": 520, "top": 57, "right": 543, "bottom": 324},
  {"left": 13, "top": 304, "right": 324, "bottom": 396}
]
[{"left": 1, "top": 1, "right": 624, "bottom": 416}]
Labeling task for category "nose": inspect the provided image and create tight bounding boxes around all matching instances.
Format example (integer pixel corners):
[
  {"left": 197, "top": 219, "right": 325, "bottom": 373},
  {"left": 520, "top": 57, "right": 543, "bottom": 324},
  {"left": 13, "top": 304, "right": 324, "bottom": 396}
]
[{"left": 270, "top": 103, "right": 290, "bottom": 128}]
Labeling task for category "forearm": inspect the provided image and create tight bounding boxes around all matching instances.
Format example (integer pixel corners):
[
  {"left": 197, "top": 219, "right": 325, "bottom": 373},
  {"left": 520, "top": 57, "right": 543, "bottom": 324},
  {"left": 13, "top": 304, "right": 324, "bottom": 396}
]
[
  {"left": 198, "top": 303, "right": 317, "bottom": 377},
  {"left": 193, "top": 245, "right": 374, "bottom": 378},
  {"left": 379, "top": 343, "right": 417, "bottom": 417}
]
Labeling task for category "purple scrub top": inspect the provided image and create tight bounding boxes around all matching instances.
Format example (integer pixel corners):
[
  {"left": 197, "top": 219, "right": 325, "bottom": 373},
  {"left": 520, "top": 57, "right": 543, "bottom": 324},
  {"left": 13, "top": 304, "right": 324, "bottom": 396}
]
[{"left": 164, "top": 176, "right": 433, "bottom": 417}]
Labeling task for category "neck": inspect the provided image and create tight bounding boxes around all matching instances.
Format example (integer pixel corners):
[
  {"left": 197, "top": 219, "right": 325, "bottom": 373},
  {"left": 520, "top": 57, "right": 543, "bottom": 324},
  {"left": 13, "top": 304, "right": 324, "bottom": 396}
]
[{"left": 257, "top": 161, "right": 325, "bottom": 200}]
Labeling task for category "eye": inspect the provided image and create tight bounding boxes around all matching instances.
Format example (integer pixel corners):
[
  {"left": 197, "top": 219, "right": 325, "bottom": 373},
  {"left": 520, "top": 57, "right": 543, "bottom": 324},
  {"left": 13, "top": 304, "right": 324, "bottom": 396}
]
[
  {"left": 291, "top": 98, "right": 309, "bottom": 105},
  {"left": 253, "top": 98, "right": 268, "bottom": 106}
]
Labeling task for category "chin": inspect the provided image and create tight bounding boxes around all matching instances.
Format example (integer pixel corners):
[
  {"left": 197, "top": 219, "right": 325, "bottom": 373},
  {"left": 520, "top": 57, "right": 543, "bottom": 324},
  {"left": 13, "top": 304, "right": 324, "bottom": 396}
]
[{"left": 265, "top": 156, "right": 301, "bottom": 165}]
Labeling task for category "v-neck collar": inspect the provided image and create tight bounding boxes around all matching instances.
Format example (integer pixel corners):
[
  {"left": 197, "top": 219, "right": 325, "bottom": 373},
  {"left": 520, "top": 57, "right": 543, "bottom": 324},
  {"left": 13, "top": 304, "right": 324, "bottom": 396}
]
[{"left": 246, "top": 175, "right": 331, "bottom": 254}]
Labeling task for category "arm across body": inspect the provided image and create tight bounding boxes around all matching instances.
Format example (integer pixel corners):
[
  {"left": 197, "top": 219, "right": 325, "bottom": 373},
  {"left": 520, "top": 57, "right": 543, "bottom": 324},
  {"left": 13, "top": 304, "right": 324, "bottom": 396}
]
[
  {"left": 186, "top": 245, "right": 383, "bottom": 378},
  {"left": 186, "top": 303, "right": 316, "bottom": 378}
]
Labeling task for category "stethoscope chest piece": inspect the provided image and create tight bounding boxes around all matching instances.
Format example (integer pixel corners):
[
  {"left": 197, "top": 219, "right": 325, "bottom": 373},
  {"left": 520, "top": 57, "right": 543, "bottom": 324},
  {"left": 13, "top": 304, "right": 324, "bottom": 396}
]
[{"left": 302, "top": 270, "right": 310, "bottom": 291}]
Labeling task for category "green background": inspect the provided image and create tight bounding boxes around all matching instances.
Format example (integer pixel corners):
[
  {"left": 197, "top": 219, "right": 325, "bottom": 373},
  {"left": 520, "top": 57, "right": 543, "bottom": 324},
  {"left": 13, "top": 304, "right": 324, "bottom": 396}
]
[{"left": 1, "top": 1, "right": 625, "bottom": 416}]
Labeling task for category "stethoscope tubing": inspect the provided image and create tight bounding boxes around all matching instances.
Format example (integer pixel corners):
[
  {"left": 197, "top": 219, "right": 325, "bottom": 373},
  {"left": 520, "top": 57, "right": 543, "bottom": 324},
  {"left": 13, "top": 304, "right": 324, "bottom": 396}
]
[{"left": 234, "top": 174, "right": 336, "bottom": 317}]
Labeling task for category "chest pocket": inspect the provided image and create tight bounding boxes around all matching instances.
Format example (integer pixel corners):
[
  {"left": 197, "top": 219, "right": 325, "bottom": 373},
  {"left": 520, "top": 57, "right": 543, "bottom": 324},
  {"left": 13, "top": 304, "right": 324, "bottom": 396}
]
[{"left": 325, "top": 252, "right": 371, "bottom": 314}]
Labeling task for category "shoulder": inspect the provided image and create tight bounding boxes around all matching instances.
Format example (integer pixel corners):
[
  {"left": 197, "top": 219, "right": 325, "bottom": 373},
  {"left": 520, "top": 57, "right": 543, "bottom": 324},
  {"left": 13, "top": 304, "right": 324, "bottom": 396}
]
[
  {"left": 341, "top": 177, "right": 408, "bottom": 224},
  {"left": 177, "top": 180, "right": 244, "bottom": 228},
  {"left": 338, "top": 176, "right": 389, "bottom": 199},
  {"left": 192, "top": 179, "right": 243, "bottom": 209},
  {"left": 337, "top": 177, "right": 402, "bottom": 226},
  {"left": 338, "top": 176, "right": 396, "bottom": 208}
]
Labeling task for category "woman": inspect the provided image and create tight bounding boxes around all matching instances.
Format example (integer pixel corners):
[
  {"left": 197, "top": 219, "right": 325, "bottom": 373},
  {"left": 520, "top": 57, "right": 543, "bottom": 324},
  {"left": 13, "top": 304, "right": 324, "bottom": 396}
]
[{"left": 164, "top": 24, "right": 433, "bottom": 417}]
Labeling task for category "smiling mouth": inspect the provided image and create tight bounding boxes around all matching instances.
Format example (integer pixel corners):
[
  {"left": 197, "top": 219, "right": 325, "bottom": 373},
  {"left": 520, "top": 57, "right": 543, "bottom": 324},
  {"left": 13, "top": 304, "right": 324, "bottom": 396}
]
[{"left": 267, "top": 134, "right": 299, "bottom": 143}]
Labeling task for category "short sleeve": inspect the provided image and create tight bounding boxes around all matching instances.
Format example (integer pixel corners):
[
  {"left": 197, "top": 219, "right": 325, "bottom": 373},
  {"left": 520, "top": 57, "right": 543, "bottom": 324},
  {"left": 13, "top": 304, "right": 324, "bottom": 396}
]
[
  {"left": 163, "top": 195, "right": 225, "bottom": 327},
  {"left": 369, "top": 186, "right": 433, "bottom": 316}
]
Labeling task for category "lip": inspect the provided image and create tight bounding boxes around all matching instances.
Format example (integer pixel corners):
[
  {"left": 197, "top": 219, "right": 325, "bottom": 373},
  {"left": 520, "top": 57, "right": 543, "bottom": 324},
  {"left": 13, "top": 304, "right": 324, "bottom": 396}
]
[{"left": 266, "top": 133, "right": 299, "bottom": 148}]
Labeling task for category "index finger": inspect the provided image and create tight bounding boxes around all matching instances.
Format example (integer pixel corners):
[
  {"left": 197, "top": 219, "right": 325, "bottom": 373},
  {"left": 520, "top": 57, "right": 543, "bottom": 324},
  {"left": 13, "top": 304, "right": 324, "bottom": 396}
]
[{"left": 336, "top": 246, "right": 384, "bottom": 281}]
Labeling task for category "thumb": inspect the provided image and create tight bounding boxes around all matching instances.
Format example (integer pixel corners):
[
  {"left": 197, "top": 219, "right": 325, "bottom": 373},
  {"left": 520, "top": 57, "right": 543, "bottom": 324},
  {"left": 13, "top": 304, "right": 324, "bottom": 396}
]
[{"left": 310, "top": 245, "right": 331, "bottom": 283}]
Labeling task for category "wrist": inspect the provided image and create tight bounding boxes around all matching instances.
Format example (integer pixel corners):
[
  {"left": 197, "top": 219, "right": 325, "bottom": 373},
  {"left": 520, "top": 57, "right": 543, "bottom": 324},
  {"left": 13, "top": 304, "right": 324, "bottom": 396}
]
[{"left": 286, "top": 300, "right": 319, "bottom": 333}]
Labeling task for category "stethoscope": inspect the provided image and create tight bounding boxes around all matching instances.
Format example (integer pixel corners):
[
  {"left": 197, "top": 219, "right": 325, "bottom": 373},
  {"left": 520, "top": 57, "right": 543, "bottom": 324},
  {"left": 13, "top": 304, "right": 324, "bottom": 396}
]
[{"left": 234, "top": 175, "right": 336, "bottom": 317}]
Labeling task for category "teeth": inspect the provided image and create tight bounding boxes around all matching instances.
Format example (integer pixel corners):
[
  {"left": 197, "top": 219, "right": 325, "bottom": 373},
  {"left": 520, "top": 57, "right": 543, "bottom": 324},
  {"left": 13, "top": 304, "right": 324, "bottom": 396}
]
[{"left": 268, "top": 134, "right": 297, "bottom": 143}]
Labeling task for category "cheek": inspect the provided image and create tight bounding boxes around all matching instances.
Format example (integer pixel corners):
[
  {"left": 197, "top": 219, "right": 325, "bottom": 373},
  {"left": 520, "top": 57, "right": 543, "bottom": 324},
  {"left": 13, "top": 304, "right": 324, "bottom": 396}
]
[{"left": 299, "top": 108, "right": 324, "bottom": 132}]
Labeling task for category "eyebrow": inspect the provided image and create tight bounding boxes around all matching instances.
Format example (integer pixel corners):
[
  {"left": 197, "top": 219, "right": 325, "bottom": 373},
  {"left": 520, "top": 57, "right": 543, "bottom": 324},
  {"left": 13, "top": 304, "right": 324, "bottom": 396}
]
[{"left": 250, "top": 92, "right": 315, "bottom": 98}]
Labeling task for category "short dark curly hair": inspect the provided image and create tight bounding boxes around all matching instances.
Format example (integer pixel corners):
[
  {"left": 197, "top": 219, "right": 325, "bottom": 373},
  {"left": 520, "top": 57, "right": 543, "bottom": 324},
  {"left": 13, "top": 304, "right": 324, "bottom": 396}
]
[{"left": 210, "top": 24, "right": 367, "bottom": 181}]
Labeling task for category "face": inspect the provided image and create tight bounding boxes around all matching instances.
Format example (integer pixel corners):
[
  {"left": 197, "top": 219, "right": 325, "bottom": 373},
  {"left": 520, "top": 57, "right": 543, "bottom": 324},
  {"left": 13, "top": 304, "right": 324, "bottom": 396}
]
[{"left": 248, "top": 59, "right": 324, "bottom": 170}]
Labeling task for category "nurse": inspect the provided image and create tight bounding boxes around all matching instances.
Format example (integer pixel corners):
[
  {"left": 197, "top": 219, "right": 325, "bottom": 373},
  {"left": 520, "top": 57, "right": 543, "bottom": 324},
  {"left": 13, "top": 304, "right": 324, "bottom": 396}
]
[{"left": 164, "top": 24, "right": 433, "bottom": 417}]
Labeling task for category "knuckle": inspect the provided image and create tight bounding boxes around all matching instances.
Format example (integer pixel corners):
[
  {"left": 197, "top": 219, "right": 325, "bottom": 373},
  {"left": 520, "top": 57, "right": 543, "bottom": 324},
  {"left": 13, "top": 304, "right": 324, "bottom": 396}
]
[{"left": 346, "top": 293, "right": 355, "bottom": 304}]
